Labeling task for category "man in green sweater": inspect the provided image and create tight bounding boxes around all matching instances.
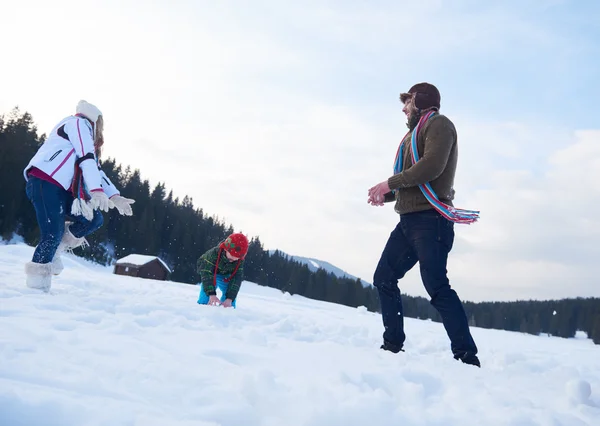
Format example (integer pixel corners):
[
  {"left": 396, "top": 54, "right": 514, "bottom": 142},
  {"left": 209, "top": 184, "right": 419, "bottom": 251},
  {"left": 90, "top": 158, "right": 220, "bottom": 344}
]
[
  {"left": 367, "top": 83, "right": 480, "bottom": 367},
  {"left": 197, "top": 233, "right": 248, "bottom": 308}
]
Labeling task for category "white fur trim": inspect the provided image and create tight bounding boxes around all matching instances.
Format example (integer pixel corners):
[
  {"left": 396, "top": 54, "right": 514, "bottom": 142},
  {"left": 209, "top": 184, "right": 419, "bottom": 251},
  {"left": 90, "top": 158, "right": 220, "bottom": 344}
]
[
  {"left": 75, "top": 100, "right": 102, "bottom": 124},
  {"left": 52, "top": 223, "right": 88, "bottom": 276},
  {"left": 52, "top": 253, "right": 64, "bottom": 275},
  {"left": 25, "top": 261, "right": 52, "bottom": 291},
  {"left": 60, "top": 223, "right": 89, "bottom": 251}
]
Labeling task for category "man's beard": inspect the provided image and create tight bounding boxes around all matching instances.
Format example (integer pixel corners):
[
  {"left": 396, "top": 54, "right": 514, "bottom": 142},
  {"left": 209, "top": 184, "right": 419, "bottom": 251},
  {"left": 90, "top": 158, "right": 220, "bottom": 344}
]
[{"left": 406, "top": 110, "right": 421, "bottom": 131}]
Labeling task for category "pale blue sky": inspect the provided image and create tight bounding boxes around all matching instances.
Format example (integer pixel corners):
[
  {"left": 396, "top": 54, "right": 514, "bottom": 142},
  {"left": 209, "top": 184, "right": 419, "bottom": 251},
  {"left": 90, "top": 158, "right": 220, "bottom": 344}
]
[
  {"left": 182, "top": 0, "right": 600, "bottom": 124},
  {"left": 1, "top": 0, "right": 599, "bottom": 301}
]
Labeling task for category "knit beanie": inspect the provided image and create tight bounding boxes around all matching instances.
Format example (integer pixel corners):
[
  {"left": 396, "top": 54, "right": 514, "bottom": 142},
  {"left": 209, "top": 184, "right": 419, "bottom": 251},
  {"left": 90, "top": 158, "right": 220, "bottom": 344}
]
[
  {"left": 221, "top": 233, "right": 249, "bottom": 259},
  {"left": 399, "top": 83, "right": 441, "bottom": 110},
  {"left": 75, "top": 100, "right": 102, "bottom": 124}
]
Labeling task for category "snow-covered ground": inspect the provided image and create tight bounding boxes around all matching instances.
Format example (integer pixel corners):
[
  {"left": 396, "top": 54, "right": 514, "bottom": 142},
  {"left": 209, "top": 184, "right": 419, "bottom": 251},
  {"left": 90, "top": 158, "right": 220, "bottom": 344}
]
[{"left": 1, "top": 243, "right": 599, "bottom": 426}]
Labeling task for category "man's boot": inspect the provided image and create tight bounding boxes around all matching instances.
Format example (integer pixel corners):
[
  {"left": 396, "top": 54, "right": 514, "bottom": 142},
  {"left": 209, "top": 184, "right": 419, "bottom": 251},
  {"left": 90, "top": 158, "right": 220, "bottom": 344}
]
[{"left": 454, "top": 352, "right": 481, "bottom": 368}]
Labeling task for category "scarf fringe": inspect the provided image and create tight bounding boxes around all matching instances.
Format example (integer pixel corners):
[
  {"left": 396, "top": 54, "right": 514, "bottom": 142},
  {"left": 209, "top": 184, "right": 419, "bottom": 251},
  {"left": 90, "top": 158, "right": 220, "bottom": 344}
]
[{"left": 71, "top": 198, "right": 94, "bottom": 221}]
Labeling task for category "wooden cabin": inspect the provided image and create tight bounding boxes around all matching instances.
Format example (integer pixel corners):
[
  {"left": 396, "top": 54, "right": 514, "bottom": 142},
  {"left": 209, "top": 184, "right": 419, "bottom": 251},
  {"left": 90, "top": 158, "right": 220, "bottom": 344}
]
[{"left": 113, "top": 254, "right": 171, "bottom": 281}]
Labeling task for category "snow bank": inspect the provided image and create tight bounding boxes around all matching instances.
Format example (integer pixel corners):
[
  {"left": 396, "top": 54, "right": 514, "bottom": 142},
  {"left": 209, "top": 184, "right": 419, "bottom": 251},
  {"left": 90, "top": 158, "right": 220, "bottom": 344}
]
[{"left": 1, "top": 244, "right": 599, "bottom": 425}]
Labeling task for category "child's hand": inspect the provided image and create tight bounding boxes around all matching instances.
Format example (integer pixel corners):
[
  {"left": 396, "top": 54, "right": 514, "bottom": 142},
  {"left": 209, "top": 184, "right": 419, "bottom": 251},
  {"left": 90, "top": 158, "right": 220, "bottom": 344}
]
[
  {"left": 222, "top": 299, "right": 233, "bottom": 308},
  {"left": 208, "top": 295, "right": 221, "bottom": 306}
]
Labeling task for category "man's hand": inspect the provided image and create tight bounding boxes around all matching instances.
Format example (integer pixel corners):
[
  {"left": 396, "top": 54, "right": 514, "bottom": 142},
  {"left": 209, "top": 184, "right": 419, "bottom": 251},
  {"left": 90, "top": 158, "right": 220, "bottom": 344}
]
[
  {"left": 222, "top": 299, "right": 233, "bottom": 308},
  {"left": 368, "top": 193, "right": 385, "bottom": 206},
  {"left": 208, "top": 295, "right": 221, "bottom": 306},
  {"left": 368, "top": 180, "right": 390, "bottom": 207},
  {"left": 110, "top": 195, "right": 135, "bottom": 216}
]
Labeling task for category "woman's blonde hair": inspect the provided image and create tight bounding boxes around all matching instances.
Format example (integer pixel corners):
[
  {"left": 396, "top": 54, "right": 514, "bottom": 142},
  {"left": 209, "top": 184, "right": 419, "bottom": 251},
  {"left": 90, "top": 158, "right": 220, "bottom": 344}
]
[{"left": 94, "top": 115, "right": 104, "bottom": 158}]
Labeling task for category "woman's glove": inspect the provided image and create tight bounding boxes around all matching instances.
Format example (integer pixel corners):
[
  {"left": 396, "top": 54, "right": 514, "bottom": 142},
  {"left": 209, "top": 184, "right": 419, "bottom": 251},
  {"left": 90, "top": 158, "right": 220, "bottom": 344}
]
[
  {"left": 110, "top": 195, "right": 135, "bottom": 216},
  {"left": 91, "top": 191, "right": 112, "bottom": 212}
]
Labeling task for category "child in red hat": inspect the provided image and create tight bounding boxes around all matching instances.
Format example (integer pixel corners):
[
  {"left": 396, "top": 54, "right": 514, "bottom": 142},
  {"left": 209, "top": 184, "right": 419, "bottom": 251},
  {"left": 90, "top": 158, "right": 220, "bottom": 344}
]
[{"left": 196, "top": 233, "right": 249, "bottom": 308}]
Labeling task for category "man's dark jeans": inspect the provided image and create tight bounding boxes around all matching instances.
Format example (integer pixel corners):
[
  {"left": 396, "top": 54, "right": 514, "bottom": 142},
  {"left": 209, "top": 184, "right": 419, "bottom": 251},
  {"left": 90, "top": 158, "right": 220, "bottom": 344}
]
[
  {"left": 26, "top": 176, "right": 103, "bottom": 264},
  {"left": 373, "top": 209, "right": 477, "bottom": 357}
]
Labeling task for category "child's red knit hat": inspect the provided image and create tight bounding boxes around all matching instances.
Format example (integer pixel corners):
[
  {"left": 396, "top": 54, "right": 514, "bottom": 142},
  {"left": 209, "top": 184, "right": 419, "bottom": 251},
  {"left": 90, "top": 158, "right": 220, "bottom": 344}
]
[{"left": 221, "top": 233, "right": 249, "bottom": 259}]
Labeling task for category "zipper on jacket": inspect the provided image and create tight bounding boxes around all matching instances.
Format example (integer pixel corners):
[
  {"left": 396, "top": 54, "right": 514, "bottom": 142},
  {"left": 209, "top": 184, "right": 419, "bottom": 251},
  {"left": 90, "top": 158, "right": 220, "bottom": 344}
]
[{"left": 48, "top": 150, "right": 62, "bottom": 162}]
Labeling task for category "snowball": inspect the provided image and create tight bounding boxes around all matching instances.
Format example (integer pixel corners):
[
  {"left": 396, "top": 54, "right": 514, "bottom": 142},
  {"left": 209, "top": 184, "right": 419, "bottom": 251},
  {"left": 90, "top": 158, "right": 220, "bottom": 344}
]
[{"left": 566, "top": 379, "right": 592, "bottom": 404}]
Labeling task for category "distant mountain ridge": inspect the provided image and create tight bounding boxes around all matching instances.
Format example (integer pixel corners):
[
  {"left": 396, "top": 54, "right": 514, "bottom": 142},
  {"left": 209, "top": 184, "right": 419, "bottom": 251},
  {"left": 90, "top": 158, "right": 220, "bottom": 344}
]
[{"left": 269, "top": 250, "right": 371, "bottom": 287}]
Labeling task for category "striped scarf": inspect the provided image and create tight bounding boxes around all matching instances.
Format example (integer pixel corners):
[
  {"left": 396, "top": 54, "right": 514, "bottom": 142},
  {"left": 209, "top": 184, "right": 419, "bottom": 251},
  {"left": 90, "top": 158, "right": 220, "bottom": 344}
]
[
  {"left": 69, "top": 115, "right": 99, "bottom": 220},
  {"left": 393, "top": 110, "right": 480, "bottom": 224},
  {"left": 69, "top": 157, "right": 97, "bottom": 220}
]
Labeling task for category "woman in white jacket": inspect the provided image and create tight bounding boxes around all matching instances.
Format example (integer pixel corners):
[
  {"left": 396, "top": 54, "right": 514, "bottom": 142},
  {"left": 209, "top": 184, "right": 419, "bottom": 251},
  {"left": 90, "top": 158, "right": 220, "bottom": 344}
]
[{"left": 23, "top": 100, "right": 134, "bottom": 292}]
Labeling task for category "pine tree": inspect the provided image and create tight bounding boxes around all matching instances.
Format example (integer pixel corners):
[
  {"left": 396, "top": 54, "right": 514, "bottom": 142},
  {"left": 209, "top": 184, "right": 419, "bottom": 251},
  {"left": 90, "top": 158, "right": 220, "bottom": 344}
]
[
  {"left": 2, "top": 106, "right": 600, "bottom": 345},
  {"left": 591, "top": 317, "right": 600, "bottom": 344}
]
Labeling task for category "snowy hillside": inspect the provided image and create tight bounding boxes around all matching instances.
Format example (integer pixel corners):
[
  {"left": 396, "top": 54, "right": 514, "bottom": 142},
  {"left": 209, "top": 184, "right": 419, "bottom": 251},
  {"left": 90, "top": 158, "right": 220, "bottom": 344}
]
[
  {"left": 1, "top": 243, "right": 600, "bottom": 426},
  {"left": 269, "top": 250, "right": 371, "bottom": 287}
]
